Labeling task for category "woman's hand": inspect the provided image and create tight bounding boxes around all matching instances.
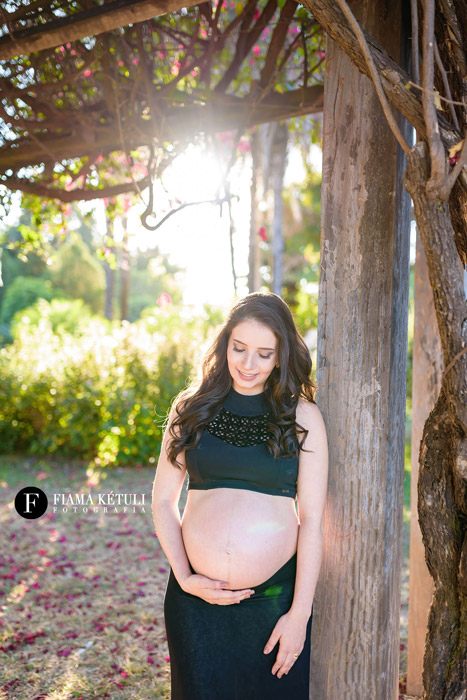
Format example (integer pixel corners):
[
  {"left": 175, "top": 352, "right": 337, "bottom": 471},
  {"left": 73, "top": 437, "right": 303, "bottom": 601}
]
[
  {"left": 181, "top": 573, "right": 255, "bottom": 605},
  {"left": 263, "top": 610, "right": 308, "bottom": 678}
]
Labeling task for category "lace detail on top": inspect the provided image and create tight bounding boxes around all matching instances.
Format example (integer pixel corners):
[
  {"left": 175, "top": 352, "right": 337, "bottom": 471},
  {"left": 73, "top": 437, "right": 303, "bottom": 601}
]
[{"left": 204, "top": 407, "right": 273, "bottom": 447}]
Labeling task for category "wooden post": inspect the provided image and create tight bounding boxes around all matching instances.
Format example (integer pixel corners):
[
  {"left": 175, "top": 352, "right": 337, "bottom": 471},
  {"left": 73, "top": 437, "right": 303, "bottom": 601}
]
[
  {"left": 249, "top": 129, "right": 261, "bottom": 293},
  {"left": 271, "top": 121, "right": 287, "bottom": 296},
  {"left": 406, "top": 234, "right": 440, "bottom": 695},
  {"left": 312, "top": 1, "right": 411, "bottom": 698}
]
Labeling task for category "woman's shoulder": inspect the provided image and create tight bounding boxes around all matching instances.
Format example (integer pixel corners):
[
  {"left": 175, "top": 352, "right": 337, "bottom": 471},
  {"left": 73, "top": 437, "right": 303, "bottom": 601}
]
[{"left": 295, "top": 395, "right": 324, "bottom": 425}]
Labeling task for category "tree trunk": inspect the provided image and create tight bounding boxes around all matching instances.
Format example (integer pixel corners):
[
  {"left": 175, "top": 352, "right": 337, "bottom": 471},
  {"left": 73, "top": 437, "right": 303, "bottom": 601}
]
[
  {"left": 407, "top": 233, "right": 439, "bottom": 696},
  {"left": 248, "top": 129, "right": 261, "bottom": 293},
  {"left": 226, "top": 182, "right": 238, "bottom": 297},
  {"left": 312, "top": 1, "right": 411, "bottom": 698},
  {"left": 120, "top": 215, "right": 130, "bottom": 322},
  {"left": 270, "top": 121, "right": 288, "bottom": 296},
  {"left": 104, "top": 214, "right": 115, "bottom": 321},
  {"left": 403, "top": 142, "right": 467, "bottom": 700}
]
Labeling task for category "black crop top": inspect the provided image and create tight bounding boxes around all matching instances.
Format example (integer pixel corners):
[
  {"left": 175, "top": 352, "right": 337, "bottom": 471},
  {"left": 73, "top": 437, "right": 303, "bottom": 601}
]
[{"left": 184, "top": 386, "right": 299, "bottom": 499}]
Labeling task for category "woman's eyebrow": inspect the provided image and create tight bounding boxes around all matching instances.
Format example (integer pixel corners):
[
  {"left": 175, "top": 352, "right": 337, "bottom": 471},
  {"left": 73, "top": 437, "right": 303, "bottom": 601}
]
[{"left": 232, "top": 338, "right": 276, "bottom": 351}]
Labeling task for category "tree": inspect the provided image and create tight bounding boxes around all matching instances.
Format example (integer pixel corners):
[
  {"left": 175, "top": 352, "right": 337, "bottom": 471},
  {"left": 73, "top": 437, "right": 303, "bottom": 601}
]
[
  {"left": 0, "top": 0, "right": 324, "bottom": 215},
  {"left": 51, "top": 235, "right": 105, "bottom": 314}
]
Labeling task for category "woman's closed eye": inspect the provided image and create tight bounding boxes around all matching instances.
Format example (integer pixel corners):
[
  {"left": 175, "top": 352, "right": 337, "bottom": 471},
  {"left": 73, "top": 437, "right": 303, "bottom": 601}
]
[{"left": 233, "top": 347, "right": 272, "bottom": 360}]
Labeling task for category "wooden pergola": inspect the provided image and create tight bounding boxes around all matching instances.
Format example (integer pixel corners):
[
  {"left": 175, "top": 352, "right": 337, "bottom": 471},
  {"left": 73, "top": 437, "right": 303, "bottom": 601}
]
[{"left": 1, "top": 1, "right": 466, "bottom": 699}]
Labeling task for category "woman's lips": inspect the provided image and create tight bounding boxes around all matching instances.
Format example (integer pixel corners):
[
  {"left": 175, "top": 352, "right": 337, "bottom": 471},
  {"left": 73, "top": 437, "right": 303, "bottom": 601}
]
[{"left": 238, "top": 370, "right": 258, "bottom": 380}]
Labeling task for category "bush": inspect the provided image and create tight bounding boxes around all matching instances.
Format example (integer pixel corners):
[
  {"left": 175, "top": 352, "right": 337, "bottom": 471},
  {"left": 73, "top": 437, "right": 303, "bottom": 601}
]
[
  {"left": 11, "top": 298, "right": 95, "bottom": 338},
  {"left": 50, "top": 236, "right": 105, "bottom": 314},
  {"left": 0, "top": 276, "right": 55, "bottom": 327},
  {"left": 0, "top": 303, "right": 219, "bottom": 465}
]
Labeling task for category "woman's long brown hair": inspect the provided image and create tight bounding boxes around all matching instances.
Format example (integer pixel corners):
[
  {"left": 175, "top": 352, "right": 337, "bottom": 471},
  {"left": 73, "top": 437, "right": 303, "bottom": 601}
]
[{"left": 165, "top": 292, "right": 316, "bottom": 469}]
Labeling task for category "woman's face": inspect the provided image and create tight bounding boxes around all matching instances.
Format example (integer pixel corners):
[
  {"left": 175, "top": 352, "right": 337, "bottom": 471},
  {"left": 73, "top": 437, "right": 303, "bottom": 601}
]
[{"left": 226, "top": 319, "right": 278, "bottom": 395}]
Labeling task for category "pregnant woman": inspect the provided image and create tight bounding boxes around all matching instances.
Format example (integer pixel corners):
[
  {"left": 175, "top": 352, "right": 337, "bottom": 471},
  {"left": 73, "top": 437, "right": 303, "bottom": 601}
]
[{"left": 152, "top": 292, "right": 328, "bottom": 699}]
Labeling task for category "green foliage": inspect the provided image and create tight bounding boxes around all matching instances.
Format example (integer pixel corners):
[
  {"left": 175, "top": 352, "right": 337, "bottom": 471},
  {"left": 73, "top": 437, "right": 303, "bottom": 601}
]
[
  {"left": 50, "top": 235, "right": 105, "bottom": 314},
  {"left": 116, "top": 249, "right": 184, "bottom": 322},
  {"left": 281, "top": 165, "right": 322, "bottom": 328},
  {"left": 11, "top": 298, "right": 94, "bottom": 338},
  {"left": 293, "top": 285, "right": 319, "bottom": 335},
  {"left": 0, "top": 275, "right": 55, "bottom": 327},
  {"left": 0, "top": 302, "right": 220, "bottom": 465}
]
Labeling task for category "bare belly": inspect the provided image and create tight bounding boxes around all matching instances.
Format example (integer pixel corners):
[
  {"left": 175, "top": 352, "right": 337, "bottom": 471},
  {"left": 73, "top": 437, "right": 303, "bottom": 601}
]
[{"left": 180, "top": 488, "right": 299, "bottom": 589}]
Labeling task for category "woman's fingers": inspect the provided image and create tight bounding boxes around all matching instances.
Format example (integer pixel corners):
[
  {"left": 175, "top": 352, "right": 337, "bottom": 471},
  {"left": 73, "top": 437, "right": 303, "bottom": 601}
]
[
  {"left": 203, "top": 581, "right": 255, "bottom": 605},
  {"left": 210, "top": 587, "right": 255, "bottom": 604},
  {"left": 186, "top": 574, "right": 255, "bottom": 605}
]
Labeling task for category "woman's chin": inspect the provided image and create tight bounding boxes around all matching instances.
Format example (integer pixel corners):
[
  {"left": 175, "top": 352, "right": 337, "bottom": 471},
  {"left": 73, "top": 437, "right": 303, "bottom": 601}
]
[{"left": 233, "top": 374, "right": 265, "bottom": 393}]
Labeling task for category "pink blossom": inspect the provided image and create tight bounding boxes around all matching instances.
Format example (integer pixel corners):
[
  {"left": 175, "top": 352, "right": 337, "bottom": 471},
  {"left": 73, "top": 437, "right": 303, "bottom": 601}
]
[
  {"left": 83, "top": 69, "right": 92, "bottom": 77},
  {"left": 258, "top": 226, "right": 268, "bottom": 242},
  {"left": 156, "top": 293, "right": 172, "bottom": 308},
  {"left": 132, "top": 58, "right": 139, "bottom": 65},
  {"left": 253, "top": 46, "right": 260, "bottom": 57}
]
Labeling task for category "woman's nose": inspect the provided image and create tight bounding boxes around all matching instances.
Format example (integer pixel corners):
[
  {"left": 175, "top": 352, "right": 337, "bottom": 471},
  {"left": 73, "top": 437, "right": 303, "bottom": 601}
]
[{"left": 241, "top": 353, "right": 256, "bottom": 369}]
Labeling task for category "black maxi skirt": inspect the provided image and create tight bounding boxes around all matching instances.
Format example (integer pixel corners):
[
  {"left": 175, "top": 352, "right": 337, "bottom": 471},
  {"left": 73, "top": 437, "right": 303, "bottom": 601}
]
[{"left": 163, "top": 552, "right": 313, "bottom": 700}]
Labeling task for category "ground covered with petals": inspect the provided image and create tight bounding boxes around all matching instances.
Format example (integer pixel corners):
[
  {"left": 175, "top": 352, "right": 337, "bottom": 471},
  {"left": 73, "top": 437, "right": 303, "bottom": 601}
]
[{"left": 0, "top": 456, "right": 420, "bottom": 699}]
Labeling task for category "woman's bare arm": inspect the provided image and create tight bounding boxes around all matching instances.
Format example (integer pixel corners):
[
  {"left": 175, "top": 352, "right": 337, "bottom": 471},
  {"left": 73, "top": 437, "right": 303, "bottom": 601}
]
[
  {"left": 151, "top": 404, "right": 193, "bottom": 588},
  {"left": 289, "top": 399, "right": 329, "bottom": 619}
]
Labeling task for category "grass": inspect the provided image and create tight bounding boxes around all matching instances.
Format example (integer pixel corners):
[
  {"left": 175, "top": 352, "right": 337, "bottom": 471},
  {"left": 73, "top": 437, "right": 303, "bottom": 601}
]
[{"left": 0, "top": 448, "right": 417, "bottom": 700}]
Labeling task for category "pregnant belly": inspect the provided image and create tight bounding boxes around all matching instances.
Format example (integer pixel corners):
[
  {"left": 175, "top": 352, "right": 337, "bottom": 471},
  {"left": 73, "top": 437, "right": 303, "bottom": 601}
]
[{"left": 180, "top": 488, "right": 299, "bottom": 589}]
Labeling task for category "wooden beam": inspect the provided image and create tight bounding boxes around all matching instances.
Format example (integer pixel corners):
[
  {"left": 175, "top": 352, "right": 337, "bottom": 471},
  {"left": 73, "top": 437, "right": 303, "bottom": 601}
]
[
  {"left": 0, "top": 0, "right": 191, "bottom": 60},
  {"left": 312, "top": 1, "right": 411, "bottom": 697},
  {"left": 0, "top": 85, "right": 323, "bottom": 172}
]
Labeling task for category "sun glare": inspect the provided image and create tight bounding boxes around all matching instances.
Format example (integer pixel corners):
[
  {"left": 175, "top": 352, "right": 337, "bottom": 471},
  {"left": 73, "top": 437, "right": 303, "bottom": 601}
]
[{"left": 127, "top": 143, "right": 252, "bottom": 310}]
